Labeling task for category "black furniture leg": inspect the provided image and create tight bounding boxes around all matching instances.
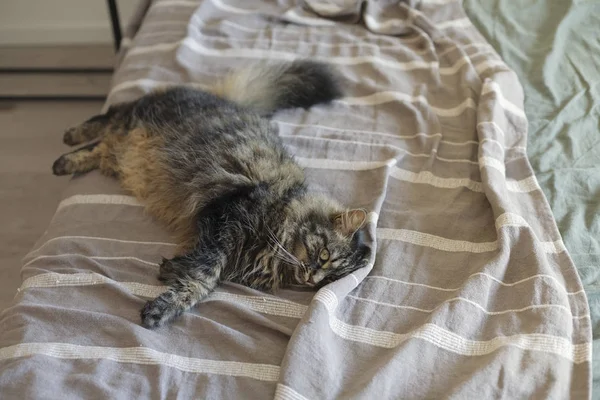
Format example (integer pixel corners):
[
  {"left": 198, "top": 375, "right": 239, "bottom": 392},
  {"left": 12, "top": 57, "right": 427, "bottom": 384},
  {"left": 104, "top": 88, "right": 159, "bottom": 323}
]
[{"left": 107, "top": 0, "right": 122, "bottom": 52}]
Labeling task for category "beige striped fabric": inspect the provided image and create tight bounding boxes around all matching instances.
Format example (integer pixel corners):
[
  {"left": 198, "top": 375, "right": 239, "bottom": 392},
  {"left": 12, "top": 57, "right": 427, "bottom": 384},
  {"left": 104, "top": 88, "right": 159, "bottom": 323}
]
[{"left": 0, "top": 0, "right": 592, "bottom": 398}]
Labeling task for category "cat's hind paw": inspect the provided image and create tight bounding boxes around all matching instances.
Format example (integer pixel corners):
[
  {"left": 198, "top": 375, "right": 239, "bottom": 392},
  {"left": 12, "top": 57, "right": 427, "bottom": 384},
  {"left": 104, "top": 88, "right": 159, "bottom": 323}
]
[
  {"left": 52, "top": 155, "right": 73, "bottom": 176},
  {"left": 63, "top": 127, "right": 81, "bottom": 146}
]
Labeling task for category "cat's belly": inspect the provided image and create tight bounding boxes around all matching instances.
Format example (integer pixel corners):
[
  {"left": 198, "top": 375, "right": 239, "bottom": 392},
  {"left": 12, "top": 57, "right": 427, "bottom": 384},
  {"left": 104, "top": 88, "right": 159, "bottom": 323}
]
[{"left": 111, "top": 127, "right": 198, "bottom": 251}]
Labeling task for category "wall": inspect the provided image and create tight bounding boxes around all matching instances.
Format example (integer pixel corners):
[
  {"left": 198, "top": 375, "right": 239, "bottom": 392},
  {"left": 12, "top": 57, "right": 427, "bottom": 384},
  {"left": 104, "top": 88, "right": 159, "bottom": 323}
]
[{"left": 0, "top": 0, "right": 138, "bottom": 45}]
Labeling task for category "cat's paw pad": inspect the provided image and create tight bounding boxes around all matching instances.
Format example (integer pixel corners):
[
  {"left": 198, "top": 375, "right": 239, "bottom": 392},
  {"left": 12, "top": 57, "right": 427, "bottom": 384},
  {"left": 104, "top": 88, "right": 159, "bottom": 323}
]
[
  {"left": 63, "top": 128, "right": 80, "bottom": 146},
  {"left": 52, "top": 155, "right": 72, "bottom": 176}
]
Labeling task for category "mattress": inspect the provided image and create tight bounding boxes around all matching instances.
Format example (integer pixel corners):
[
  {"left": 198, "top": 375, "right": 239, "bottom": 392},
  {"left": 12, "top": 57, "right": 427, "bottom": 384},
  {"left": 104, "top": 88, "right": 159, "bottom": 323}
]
[{"left": 0, "top": 0, "right": 592, "bottom": 398}]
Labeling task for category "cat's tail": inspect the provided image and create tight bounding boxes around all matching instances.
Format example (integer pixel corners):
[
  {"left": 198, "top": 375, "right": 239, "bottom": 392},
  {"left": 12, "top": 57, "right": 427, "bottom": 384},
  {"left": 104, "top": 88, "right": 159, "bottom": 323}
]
[{"left": 210, "top": 60, "right": 343, "bottom": 116}]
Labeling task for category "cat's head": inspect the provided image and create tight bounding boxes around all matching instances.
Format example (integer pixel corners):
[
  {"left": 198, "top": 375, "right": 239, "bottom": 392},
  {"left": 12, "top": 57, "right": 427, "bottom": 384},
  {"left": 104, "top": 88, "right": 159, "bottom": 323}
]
[{"left": 282, "top": 198, "right": 371, "bottom": 288}]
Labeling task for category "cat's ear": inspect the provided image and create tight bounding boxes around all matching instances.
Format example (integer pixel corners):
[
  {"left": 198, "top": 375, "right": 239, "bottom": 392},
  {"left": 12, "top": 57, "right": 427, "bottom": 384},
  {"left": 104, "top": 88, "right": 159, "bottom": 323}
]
[{"left": 332, "top": 209, "right": 367, "bottom": 237}]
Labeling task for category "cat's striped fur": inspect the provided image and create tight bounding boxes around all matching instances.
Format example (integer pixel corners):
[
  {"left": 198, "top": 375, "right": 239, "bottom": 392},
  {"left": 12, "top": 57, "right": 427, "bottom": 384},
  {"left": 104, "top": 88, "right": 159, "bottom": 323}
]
[{"left": 52, "top": 60, "right": 371, "bottom": 328}]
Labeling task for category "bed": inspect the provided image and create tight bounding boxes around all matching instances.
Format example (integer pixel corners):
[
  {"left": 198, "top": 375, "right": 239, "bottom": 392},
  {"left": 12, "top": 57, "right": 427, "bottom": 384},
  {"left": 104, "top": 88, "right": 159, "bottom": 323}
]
[{"left": 0, "top": 0, "right": 593, "bottom": 398}]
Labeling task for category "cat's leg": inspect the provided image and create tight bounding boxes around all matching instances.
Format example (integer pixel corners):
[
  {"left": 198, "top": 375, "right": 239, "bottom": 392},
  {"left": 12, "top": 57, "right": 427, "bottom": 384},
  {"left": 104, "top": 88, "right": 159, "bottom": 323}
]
[
  {"left": 157, "top": 257, "right": 181, "bottom": 286},
  {"left": 52, "top": 141, "right": 102, "bottom": 176},
  {"left": 63, "top": 114, "right": 109, "bottom": 146},
  {"left": 141, "top": 247, "right": 226, "bottom": 328}
]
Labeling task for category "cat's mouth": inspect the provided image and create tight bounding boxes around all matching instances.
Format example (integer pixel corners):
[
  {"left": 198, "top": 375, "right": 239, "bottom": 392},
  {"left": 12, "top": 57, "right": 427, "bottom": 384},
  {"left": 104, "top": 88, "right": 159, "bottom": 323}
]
[
  {"left": 286, "top": 269, "right": 320, "bottom": 289},
  {"left": 288, "top": 271, "right": 331, "bottom": 291},
  {"left": 302, "top": 270, "right": 326, "bottom": 287},
  {"left": 285, "top": 262, "right": 329, "bottom": 289}
]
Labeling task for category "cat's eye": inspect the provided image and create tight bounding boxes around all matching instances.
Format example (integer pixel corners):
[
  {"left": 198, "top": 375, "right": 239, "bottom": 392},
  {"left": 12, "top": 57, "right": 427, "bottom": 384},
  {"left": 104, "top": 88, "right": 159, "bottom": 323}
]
[{"left": 319, "top": 248, "right": 330, "bottom": 261}]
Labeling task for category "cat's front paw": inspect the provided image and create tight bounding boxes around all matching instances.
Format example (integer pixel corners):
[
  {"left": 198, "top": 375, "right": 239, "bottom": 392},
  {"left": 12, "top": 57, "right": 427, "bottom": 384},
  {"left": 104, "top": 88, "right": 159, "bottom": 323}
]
[
  {"left": 52, "top": 155, "right": 72, "bottom": 176},
  {"left": 141, "top": 299, "right": 167, "bottom": 329},
  {"left": 140, "top": 294, "right": 181, "bottom": 329}
]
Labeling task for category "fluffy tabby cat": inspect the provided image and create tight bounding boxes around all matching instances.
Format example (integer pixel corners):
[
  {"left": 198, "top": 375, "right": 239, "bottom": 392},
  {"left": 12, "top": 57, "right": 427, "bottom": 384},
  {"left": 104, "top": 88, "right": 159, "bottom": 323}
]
[{"left": 52, "top": 60, "right": 371, "bottom": 328}]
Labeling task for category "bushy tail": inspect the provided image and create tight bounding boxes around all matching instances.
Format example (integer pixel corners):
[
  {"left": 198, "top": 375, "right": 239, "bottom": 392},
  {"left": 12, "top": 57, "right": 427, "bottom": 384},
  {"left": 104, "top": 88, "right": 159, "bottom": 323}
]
[{"left": 211, "top": 60, "right": 343, "bottom": 116}]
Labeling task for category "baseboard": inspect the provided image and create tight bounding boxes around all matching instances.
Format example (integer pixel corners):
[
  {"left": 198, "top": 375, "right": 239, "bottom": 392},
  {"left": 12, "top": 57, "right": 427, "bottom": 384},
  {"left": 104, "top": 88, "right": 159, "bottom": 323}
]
[
  {"left": 0, "top": 24, "right": 114, "bottom": 45},
  {"left": 0, "top": 45, "right": 115, "bottom": 69},
  {"left": 0, "top": 72, "right": 111, "bottom": 97}
]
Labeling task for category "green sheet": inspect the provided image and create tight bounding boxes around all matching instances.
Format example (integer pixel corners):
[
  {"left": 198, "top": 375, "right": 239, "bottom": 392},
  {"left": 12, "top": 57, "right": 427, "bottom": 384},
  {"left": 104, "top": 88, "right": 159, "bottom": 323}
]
[{"left": 463, "top": 0, "right": 600, "bottom": 394}]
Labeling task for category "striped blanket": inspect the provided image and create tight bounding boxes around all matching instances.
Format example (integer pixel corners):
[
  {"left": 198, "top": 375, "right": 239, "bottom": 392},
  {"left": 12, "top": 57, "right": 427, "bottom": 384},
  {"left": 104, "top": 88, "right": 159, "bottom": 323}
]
[{"left": 0, "top": 0, "right": 592, "bottom": 398}]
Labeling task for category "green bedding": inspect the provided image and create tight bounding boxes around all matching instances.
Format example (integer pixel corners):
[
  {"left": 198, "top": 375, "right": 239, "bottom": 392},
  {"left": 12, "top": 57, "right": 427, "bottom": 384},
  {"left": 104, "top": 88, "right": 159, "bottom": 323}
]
[{"left": 463, "top": 0, "right": 600, "bottom": 394}]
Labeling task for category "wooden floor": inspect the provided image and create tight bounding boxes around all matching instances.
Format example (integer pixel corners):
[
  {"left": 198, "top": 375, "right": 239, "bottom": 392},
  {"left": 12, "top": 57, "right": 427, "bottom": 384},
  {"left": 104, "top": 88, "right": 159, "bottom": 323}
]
[{"left": 0, "top": 45, "right": 113, "bottom": 311}]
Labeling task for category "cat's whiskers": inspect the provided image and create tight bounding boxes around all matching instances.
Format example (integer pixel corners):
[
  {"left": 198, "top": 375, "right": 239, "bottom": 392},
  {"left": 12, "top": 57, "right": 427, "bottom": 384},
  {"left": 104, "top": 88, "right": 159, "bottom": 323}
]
[
  {"left": 269, "top": 239, "right": 300, "bottom": 267},
  {"left": 267, "top": 227, "right": 305, "bottom": 269},
  {"left": 265, "top": 226, "right": 302, "bottom": 268},
  {"left": 273, "top": 253, "right": 296, "bottom": 267}
]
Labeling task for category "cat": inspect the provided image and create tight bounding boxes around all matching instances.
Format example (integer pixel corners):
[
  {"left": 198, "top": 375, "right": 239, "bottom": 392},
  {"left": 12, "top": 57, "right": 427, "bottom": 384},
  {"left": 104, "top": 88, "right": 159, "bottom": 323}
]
[{"left": 52, "top": 60, "right": 372, "bottom": 328}]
